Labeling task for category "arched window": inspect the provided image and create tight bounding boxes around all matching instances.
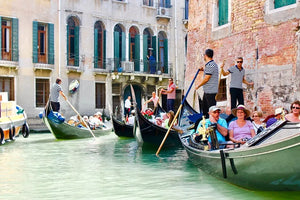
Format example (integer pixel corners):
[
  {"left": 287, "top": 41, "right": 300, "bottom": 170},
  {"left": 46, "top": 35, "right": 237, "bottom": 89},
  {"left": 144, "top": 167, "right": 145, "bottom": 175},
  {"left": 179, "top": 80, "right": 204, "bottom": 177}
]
[
  {"left": 129, "top": 26, "right": 140, "bottom": 71},
  {"left": 158, "top": 31, "right": 168, "bottom": 73},
  {"left": 67, "top": 16, "right": 80, "bottom": 66},
  {"left": 143, "top": 28, "right": 156, "bottom": 73},
  {"left": 113, "top": 24, "right": 125, "bottom": 70},
  {"left": 94, "top": 21, "right": 106, "bottom": 69}
]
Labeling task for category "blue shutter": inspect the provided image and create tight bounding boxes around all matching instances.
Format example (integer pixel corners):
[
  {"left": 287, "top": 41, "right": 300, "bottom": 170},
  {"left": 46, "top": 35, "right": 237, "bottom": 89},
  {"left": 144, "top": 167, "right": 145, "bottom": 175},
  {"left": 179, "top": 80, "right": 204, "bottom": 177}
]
[
  {"left": 103, "top": 30, "right": 106, "bottom": 69},
  {"left": 143, "top": 34, "right": 148, "bottom": 72},
  {"left": 134, "top": 34, "right": 140, "bottom": 71},
  {"left": 114, "top": 31, "right": 120, "bottom": 70},
  {"left": 152, "top": 36, "right": 156, "bottom": 60},
  {"left": 94, "top": 28, "right": 98, "bottom": 68},
  {"left": 166, "top": 0, "right": 171, "bottom": 8},
  {"left": 12, "top": 18, "right": 19, "bottom": 61},
  {"left": 74, "top": 26, "right": 79, "bottom": 66},
  {"left": 0, "top": 17, "right": 2, "bottom": 60},
  {"left": 48, "top": 23, "right": 54, "bottom": 64},
  {"left": 128, "top": 33, "right": 131, "bottom": 60},
  {"left": 67, "top": 25, "right": 69, "bottom": 66},
  {"left": 163, "top": 39, "right": 168, "bottom": 73},
  {"left": 121, "top": 32, "right": 126, "bottom": 61}
]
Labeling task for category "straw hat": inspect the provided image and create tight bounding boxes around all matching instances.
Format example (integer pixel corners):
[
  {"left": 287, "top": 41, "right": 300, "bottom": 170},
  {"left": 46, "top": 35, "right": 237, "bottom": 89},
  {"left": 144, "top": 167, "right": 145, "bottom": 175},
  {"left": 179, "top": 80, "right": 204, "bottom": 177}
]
[
  {"left": 274, "top": 108, "right": 283, "bottom": 116},
  {"left": 232, "top": 105, "right": 251, "bottom": 119}
]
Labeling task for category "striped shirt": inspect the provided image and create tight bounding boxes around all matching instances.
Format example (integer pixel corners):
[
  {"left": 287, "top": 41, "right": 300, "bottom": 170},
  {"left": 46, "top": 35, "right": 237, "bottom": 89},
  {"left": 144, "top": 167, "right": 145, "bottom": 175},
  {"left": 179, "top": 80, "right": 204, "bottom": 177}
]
[
  {"left": 228, "top": 65, "right": 245, "bottom": 89},
  {"left": 203, "top": 60, "right": 219, "bottom": 94},
  {"left": 50, "top": 83, "right": 62, "bottom": 102}
]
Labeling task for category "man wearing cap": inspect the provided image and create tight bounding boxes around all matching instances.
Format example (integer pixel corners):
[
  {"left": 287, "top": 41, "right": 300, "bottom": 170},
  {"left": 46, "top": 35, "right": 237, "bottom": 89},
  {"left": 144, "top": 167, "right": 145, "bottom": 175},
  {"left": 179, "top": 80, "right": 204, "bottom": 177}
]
[
  {"left": 266, "top": 108, "right": 284, "bottom": 127},
  {"left": 195, "top": 49, "right": 219, "bottom": 118},
  {"left": 195, "top": 106, "right": 228, "bottom": 148}
]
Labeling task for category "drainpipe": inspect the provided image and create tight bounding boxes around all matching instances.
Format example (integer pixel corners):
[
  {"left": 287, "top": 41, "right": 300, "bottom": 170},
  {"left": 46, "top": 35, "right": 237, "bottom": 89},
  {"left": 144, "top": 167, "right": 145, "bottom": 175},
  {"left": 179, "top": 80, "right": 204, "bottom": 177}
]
[{"left": 58, "top": 0, "right": 61, "bottom": 77}]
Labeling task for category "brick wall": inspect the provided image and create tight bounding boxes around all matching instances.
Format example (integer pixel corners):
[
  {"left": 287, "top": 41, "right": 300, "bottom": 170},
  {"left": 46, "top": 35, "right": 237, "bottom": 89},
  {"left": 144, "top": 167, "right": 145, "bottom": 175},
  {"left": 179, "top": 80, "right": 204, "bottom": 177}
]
[{"left": 186, "top": 0, "right": 300, "bottom": 118}]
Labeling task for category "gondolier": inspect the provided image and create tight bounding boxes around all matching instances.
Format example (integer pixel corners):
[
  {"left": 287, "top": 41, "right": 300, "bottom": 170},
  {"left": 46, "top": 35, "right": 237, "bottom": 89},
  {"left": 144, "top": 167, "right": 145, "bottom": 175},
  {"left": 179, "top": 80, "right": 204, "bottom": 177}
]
[{"left": 49, "top": 78, "right": 67, "bottom": 112}]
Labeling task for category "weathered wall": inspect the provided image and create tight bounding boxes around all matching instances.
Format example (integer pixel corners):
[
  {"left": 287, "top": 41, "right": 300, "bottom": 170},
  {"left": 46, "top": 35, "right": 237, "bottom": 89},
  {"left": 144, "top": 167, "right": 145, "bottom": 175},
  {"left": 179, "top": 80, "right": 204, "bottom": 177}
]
[{"left": 186, "top": 0, "right": 300, "bottom": 116}]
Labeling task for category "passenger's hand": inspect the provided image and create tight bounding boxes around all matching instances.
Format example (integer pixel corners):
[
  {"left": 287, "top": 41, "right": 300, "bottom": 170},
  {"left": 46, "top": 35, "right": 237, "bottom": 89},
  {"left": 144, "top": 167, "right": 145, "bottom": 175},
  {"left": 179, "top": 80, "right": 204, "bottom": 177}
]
[
  {"left": 220, "top": 59, "right": 226, "bottom": 68},
  {"left": 199, "top": 66, "right": 204, "bottom": 71}
]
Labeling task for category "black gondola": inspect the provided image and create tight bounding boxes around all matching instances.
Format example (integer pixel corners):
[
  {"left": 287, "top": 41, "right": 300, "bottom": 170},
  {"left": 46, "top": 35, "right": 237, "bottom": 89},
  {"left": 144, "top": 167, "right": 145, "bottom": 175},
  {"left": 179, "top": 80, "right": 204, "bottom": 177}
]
[{"left": 112, "top": 116, "right": 134, "bottom": 138}]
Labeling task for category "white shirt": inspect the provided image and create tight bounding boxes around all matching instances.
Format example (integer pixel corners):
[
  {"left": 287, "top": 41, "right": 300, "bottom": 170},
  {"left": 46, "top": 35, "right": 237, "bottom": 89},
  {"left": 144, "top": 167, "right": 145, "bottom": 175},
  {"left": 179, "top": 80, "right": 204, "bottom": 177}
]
[
  {"left": 125, "top": 99, "right": 131, "bottom": 109},
  {"left": 150, "top": 96, "right": 159, "bottom": 107}
]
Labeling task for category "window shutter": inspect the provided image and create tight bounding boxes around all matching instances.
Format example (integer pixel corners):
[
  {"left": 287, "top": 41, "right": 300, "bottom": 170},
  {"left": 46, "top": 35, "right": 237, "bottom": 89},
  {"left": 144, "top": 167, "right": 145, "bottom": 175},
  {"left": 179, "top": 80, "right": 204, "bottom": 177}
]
[
  {"left": 166, "top": 0, "right": 171, "bottom": 8},
  {"left": 32, "top": 21, "right": 38, "bottom": 63},
  {"left": 103, "top": 30, "right": 106, "bottom": 69},
  {"left": 0, "top": 17, "right": 2, "bottom": 60},
  {"left": 152, "top": 36, "right": 156, "bottom": 60},
  {"left": 219, "top": 0, "right": 228, "bottom": 26},
  {"left": 121, "top": 32, "right": 126, "bottom": 62},
  {"left": 143, "top": 34, "right": 148, "bottom": 72},
  {"left": 48, "top": 23, "right": 54, "bottom": 64},
  {"left": 128, "top": 33, "right": 131, "bottom": 60},
  {"left": 275, "top": 0, "right": 296, "bottom": 9},
  {"left": 74, "top": 26, "right": 79, "bottom": 66},
  {"left": 114, "top": 31, "right": 120, "bottom": 69},
  {"left": 134, "top": 34, "right": 140, "bottom": 71},
  {"left": 94, "top": 28, "right": 98, "bottom": 68},
  {"left": 67, "top": 25, "right": 69, "bottom": 66},
  {"left": 163, "top": 39, "right": 168, "bottom": 73},
  {"left": 12, "top": 18, "right": 19, "bottom": 62}
]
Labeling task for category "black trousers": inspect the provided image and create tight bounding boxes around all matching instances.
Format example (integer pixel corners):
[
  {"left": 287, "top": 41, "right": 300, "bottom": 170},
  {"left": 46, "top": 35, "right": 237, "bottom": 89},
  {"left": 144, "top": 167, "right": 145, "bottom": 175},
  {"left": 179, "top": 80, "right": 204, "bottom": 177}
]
[
  {"left": 230, "top": 88, "right": 244, "bottom": 109},
  {"left": 202, "top": 93, "right": 216, "bottom": 118}
]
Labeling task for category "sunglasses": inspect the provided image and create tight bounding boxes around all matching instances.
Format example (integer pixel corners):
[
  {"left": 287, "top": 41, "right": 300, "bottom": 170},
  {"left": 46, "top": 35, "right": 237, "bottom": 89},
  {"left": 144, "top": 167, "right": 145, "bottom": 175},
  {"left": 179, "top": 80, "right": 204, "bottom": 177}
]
[
  {"left": 252, "top": 115, "right": 258, "bottom": 117},
  {"left": 292, "top": 106, "right": 300, "bottom": 109},
  {"left": 237, "top": 61, "right": 243, "bottom": 63}
]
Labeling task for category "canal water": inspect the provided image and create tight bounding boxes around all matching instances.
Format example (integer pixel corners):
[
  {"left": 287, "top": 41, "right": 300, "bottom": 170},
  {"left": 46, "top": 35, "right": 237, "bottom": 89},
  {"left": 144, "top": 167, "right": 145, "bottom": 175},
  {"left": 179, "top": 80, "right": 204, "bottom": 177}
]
[{"left": 0, "top": 133, "right": 298, "bottom": 200}]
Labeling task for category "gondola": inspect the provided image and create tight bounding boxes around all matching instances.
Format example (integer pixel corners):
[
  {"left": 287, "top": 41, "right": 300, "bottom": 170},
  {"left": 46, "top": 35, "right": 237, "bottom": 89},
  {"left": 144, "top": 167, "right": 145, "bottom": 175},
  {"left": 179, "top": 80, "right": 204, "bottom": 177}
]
[
  {"left": 43, "top": 105, "right": 113, "bottom": 139},
  {"left": 136, "top": 101, "right": 199, "bottom": 147},
  {"left": 112, "top": 115, "right": 134, "bottom": 138},
  {"left": 179, "top": 119, "right": 300, "bottom": 191}
]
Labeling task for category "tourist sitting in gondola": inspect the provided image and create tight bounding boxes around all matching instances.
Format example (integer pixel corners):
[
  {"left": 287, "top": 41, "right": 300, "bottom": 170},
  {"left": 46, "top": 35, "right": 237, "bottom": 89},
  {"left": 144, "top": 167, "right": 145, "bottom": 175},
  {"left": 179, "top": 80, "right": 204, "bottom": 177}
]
[
  {"left": 194, "top": 106, "right": 228, "bottom": 150},
  {"left": 126, "top": 110, "right": 135, "bottom": 125},
  {"left": 228, "top": 105, "right": 255, "bottom": 144},
  {"left": 266, "top": 107, "right": 284, "bottom": 128},
  {"left": 285, "top": 100, "right": 300, "bottom": 122}
]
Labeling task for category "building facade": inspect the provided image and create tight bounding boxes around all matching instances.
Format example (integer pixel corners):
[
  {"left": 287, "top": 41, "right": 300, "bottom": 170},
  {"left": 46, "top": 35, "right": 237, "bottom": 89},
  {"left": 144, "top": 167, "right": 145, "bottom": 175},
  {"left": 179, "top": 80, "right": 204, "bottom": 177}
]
[
  {"left": 0, "top": 0, "right": 189, "bottom": 120},
  {"left": 186, "top": 0, "right": 300, "bottom": 116}
]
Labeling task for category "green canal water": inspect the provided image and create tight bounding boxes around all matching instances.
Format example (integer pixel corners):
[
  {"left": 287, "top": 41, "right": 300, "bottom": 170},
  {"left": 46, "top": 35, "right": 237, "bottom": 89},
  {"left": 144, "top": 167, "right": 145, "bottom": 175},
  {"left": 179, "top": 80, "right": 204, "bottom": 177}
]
[{"left": 0, "top": 133, "right": 299, "bottom": 200}]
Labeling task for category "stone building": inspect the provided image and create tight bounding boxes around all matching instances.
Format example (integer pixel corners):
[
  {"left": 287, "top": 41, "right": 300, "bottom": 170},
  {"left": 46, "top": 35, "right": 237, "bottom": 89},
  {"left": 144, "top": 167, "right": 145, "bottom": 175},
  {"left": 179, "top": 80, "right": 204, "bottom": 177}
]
[
  {"left": 0, "top": 0, "right": 189, "bottom": 123},
  {"left": 186, "top": 0, "right": 300, "bottom": 116}
]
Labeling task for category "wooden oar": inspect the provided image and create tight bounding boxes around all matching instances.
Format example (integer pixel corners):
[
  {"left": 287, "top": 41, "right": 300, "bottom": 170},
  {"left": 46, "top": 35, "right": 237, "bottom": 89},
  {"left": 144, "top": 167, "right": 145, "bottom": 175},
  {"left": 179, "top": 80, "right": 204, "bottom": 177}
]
[
  {"left": 156, "top": 69, "right": 200, "bottom": 156},
  {"left": 65, "top": 99, "right": 96, "bottom": 139}
]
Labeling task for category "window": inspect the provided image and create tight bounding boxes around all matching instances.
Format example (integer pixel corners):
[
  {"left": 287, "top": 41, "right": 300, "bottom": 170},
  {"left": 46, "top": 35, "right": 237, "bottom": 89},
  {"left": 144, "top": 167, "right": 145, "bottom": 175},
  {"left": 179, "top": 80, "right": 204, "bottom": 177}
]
[
  {"left": 0, "top": 77, "right": 14, "bottom": 101},
  {"left": 143, "top": 0, "right": 153, "bottom": 6},
  {"left": 67, "top": 17, "right": 80, "bottom": 66},
  {"left": 32, "top": 22, "right": 54, "bottom": 64},
  {"left": 112, "top": 83, "right": 121, "bottom": 114},
  {"left": 113, "top": 24, "right": 125, "bottom": 70},
  {"left": 94, "top": 21, "right": 106, "bottom": 69},
  {"left": 274, "top": 0, "right": 296, "bottom": 9},
  {"left": 36, "top": 78, "right": 49, "bottom": 107},
  {"left": 143, "top": 28, "right": 156, "bottom": 73},
  {"left": 129, "top": 26, "right": 140, "bottom": 71},
  {"left": 184, "top": 0, "right": 189, "bottom": 20},
  {"left": 0, "top": 17, "right": 18, "bottom": 61},
  {"left": 96, "top": 83, "right": 105, "bottom": 108},
  {"left": 158, "top": 31, "right": 168, "bottom": 73},
  {"left": 159, "top": 0, "right": 171, "bottom": 8},
  {"left": 219, "top": 0, "right": 228, "bottom": 26}
]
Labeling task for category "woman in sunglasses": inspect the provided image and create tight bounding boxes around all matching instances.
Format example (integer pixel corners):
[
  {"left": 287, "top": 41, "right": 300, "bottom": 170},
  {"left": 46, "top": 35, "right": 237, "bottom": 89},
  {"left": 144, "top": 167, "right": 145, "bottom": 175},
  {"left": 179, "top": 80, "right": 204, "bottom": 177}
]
[{"left": 285, "top": 100, "right": 300, "bottom": 122}]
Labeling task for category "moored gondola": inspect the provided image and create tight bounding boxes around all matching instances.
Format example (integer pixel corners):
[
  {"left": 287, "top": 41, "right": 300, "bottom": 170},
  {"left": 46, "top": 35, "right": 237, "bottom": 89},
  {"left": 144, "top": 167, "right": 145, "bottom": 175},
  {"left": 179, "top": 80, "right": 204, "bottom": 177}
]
[{"left": 112, "top": 115, "right": 134, "bottom": 138}]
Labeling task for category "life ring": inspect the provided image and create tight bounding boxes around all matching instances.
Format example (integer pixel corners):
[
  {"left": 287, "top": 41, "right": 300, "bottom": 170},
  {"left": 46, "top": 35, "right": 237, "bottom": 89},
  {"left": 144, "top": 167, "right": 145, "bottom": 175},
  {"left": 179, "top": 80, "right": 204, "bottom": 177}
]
[
  {"left": 22, "top": 123, "right": 30, "bottom": 138},
  {"left": 9, "top": 125, "right": 16, "bottom": 140},
  {"left": 0, "top": 128, "right": 4, "bottom": 145}
]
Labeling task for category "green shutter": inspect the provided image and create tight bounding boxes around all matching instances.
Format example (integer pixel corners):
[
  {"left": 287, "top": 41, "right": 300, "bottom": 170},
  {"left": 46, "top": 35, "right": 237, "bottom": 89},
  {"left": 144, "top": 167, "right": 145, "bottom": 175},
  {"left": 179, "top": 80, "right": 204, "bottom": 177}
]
[
  {"left": 152, "top": 36, "right": 156, "bottom": 60},
  {"left": 219, "top": 0, "right": 228, "bottom": 26},
  {"left": 275, "top": 0, "right": 296, "bottom": 9},
  {"left": 74, "top": 26, "right": 79, "bottom": 66},
  {"left": 166, "top": 0, "right": 171, "bottom": 8},
  {"left": 94, "top": 28, "right": 98, "bottom": 68},
  {"left": 48, "top": 23, "right": 54, "bottom": 64},
  {"left": 12, "top": 18, "right": 19, "bottom": 62},
  {"left": 0, "top": 17, "right": 2, "bottom": 60},
  {"left": 121, "top": 32, "right": 125, "bottom": 62},
  {"left": 163, "top": 39, "right": 168, "bottom": 73},
  {"left": 32, "top": 21, "right": 38, "bottom": 63},
  {"left": 67, "top": 25, "right": 69, "bottom": 66},
  {"left": 114, "top": 31, "right": 119, "bottom": 69},
  {"left": 128, "top": 33, "right": 131, "bottom": 60},
  {"left": 143, "top": 34, "right": 148, "bottom": 72},
  {"left": 134, "top": 34, "right": 140, "bottom": 71},
  {"left": 103, "top": 30, "right": 106, "bottom": 69}
]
